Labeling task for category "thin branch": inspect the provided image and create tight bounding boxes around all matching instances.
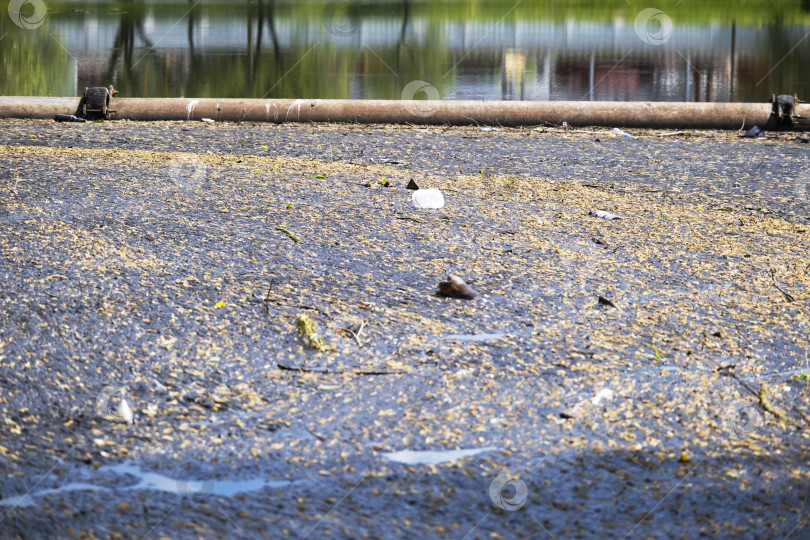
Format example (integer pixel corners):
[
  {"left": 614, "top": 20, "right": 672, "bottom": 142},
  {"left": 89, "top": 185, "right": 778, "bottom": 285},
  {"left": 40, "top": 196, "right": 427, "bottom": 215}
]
[{"left": 769, "top": 269, "right": 796, "bottom": 302}]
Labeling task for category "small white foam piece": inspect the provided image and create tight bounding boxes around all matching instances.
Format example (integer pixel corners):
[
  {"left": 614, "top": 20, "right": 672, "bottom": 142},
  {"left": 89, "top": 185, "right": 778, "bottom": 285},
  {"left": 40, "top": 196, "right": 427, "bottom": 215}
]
[
  {"left": 412, "top": 188, "right": 445, "bottom": 209},
  {"left": 201, "top": 118, "right": 214, "bottom": 123},
  {"left": 384, "top": 446, "right": 497, "bottom": 465},
  {"left": 591, "top": 388, "right": 614, "bottom": 406}
]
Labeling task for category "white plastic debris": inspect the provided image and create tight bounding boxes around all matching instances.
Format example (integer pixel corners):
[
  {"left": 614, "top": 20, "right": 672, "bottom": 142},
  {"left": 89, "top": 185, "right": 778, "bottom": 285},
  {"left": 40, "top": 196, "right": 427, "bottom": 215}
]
[
  {"left": 411, "top": 188, "right": 445, "bottom": 209},
  {"left": 612, "top": 127, "right": 633, "bottom": 139},
  {"left": 114, "top": 394, "right": 134, "bottom": 425},
  {"left": 591, "top": 388, "right": 614, "bottom": 406},
  {"left": 201, "top": 118, "right": 215, "bottom": 123},
  {"left": 589, "top": 210, "right": 623, "bottom": 221}
]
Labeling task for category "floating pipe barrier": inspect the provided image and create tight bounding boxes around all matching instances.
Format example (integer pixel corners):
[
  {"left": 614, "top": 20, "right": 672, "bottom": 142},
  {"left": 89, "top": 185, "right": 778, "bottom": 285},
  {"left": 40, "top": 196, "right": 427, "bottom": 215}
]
[{"left": 0, "top": 96, "right": 807, "bottom": 130}]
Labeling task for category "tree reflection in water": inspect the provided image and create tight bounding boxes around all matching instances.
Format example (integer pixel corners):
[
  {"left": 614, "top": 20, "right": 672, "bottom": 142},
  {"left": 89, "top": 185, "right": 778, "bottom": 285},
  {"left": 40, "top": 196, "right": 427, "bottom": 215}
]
[{"left": 2, "top": 1, "right": 809, "bottom": 101}]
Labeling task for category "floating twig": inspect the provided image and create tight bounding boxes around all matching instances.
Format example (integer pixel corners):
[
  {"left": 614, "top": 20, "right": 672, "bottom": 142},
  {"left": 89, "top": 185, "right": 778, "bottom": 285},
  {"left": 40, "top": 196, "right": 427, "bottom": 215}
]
[
  {"left": 276, "top": 226, "right": 301, "bottom": 244},
  {"left": 304, "top": 424, "right": 327, "bottom": 442},
  {"left": 769, "top": 269, "right": 796, "bottom": 302},
  {"left": 345, "top": 319, "right": 367, "bottom": 347},
  {"left": 395, "top": 215, "right": 423, "bottom": 223},
  {"left": 277, "top": 363, "right": 401, "bottom": 375},
  {"left": 717, "top": 366, "right": 794, "bottom": 423},
  {"left": 733, "top": 324, "right": 754, "bottom": 346}
]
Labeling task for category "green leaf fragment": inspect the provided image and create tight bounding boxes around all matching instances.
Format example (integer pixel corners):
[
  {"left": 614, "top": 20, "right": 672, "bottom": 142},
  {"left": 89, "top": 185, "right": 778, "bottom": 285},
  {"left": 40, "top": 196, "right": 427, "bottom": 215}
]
[{"left": 296, "top": 315, "right": 329, "bottom": 352}]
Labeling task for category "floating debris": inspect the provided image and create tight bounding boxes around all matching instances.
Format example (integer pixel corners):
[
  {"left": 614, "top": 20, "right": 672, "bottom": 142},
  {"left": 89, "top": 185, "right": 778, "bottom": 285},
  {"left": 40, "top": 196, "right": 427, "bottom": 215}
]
[
  {"left": 589, "top": 210, "right": 623, "bottom": 221},
  {"left": 276, "top": 226, "right": 301, "bottom": 244},
  {"left": 740, "top": 125, "right": 765, "bottom": 138},
  {"left": 295, "top": 314, "right": 329, "bottom": 352},
  {"left": 591, "top": 388, "right": 615, "bottom": 406},
  {"left": 560, "top": 404, "right": 586, "bottom": 419},
  {"left": 561, "top": 388, "right": 615, "bottom": 418},
  {"left": 54, "top": 114, "right": 86, "bottom": 123},
  {"left": 612, "top": 127, "right": 634, "bottom": 139},
  {"left": 597, "top": 295, "right": 617, "bottom": 308},
  {"left": 201, "top": 118, "right": 215, "bottom": 123},
  {"left": 406, "top": 178, "right": 420, "bottom": 190},
  {"left": 383, "top": 446, "right": 497, "bottom": 465},
  {"left": 412, "top": 188, "right": 445, "bottom": 209},
  {"left": 114, "top": 395, "right": 134, "bottom": 425},
  {"left": 277, "top": 363, "right": 402, "bottom": 375},
  {"left": 438, "top": 275, "right": 478, "bottom": 300}
]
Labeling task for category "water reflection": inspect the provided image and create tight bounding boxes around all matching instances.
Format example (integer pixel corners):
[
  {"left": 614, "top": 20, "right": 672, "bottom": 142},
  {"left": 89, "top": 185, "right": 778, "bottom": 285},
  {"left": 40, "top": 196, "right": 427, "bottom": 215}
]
[{"left": 1, "top": 1, "right": 809, "bottom": 102}]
